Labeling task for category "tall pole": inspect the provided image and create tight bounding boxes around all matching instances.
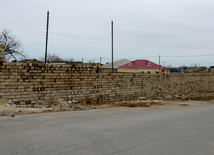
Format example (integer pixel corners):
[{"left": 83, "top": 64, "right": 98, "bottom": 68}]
[
  {"left": 100, "top": 57, "right": 102, "bottom": 66},
  {"left": 111, "top": 21, "right": 114, "bottom": 73},
  {"left": 163, "top": 61, "right": 164, "bottom": 73},
  {"left": 159, "top": 55, "right": 160, "bottom": 73},
  {"left": 45, "top": 11, "right": 50, "bottom": 63}
]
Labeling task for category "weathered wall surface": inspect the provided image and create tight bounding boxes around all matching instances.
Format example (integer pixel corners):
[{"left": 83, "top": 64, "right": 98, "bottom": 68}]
[
  {"left": 1, "top": 61, "right": 214, "bottom": 105},
  {"left": 117, "top": 68, "right": 159, "bottom": 73},
  {"left": 0, "top": 45, "right": 5, "bottom": 62}
]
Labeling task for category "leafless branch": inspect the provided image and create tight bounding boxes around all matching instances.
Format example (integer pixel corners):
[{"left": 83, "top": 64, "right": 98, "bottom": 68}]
[{"left": 0, "top": 29, "right": 26, "bottom": 61}]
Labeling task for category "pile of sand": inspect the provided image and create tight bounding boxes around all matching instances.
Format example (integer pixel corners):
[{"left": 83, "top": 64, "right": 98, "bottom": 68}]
[{"left": 0, "top": 98, "right": 166, "bottom": 116}]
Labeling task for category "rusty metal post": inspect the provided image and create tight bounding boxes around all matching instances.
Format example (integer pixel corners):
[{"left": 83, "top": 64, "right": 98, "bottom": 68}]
[
  {"left": 159, "top": 55, "right": 160, "bottom": 73},
  {"left": 111, "top": 21, "right": 114, "bottom": 73},
  {"left": 45, "top": 11, "right": 49, "bottom": 63}
]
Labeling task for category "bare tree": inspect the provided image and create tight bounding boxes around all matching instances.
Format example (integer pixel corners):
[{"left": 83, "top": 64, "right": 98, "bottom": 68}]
[
  {"left": 40, "top": 53, "right": 73, "bottom": 63},
  {"left": 179, "top": 65, "right": 188, "bottom": 69},
  {"left": 166, "top": 64, "right": 171, "bottom": 68},
  {"left": 64, "top": 58, "right": 74, "bottom": 63},
  {"left": 0, "top": 29, "right": 26, "bottom": 61},
  {"left": 46, "top": 53, "right": 62, "bottom": 62},
  {"left": 40, "top": 53, "right": 62, "bottom": 62},
  {"left": 89, "top": 59, "right": 96, "bottom": 63}
]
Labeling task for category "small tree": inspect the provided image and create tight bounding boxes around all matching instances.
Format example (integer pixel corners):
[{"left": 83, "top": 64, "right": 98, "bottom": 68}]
[
  {"left": 89, "top": 59, "right": 96, "bottom": 63},
  {"left": 40, "top": 53, "right": 73, "bottom": 63},
  {"left": 166, "top": 64, "right": 171, "bottom": 68},
  {"left": 47, "top": 53, "right": 62, "bottom": 62},
  {"left": 0, "top": 29, "right": 26, "bottom": 61}
]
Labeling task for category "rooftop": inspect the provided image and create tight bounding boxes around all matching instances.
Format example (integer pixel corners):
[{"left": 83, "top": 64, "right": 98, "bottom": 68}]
[
  {"left": 118, "top": 59, "right": 164, "bottom": 69},
  {"left": 101, "top": 59, "right": 131, "bottom": 69}
]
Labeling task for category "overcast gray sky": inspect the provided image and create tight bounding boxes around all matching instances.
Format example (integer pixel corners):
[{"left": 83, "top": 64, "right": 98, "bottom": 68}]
[{"left": 1, "top": 0, "right": 214, "bottom": 67}]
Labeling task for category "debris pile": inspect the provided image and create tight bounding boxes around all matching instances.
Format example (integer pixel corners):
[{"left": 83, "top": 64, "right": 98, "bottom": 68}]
[{"left": 5, "top": 94, "right": 212, "bottom": 116}]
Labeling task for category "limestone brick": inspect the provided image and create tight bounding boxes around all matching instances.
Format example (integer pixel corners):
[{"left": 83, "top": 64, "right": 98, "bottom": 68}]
[
  {"left": 0, "top": 45, "right": 5, "bottom": 62},
  {"left": 1, "top": 61, "right": 214, "bottom": 104}
]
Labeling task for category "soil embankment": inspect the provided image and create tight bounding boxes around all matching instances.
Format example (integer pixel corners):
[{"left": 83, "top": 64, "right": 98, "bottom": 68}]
[{"left": 1, "top": 98, "right": 214, "bottom": 116}]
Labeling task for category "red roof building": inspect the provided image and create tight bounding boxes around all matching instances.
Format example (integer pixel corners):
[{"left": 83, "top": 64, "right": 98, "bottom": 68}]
[{"left": 118, "top": 59, "right": 164, "bottom": 74}]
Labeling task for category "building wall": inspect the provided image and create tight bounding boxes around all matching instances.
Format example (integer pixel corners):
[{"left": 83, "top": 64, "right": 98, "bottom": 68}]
[
  {"left": 100, "top": 68, "right": 117, "bottom": 73},
  {"left": 118, "top": 68, "right": 160, "bottom": 73},
  {"left": 210, "top": 67, "right": 214, "bottom": 73}
]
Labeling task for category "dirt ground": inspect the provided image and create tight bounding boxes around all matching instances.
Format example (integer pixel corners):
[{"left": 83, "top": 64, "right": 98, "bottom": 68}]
[{"left": 1, "top": 98, "right": 214, "bottom": 117}]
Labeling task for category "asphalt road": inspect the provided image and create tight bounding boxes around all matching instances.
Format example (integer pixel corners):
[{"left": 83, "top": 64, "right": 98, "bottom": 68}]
[{"left": 1, "top": 101, "right": 214, "bottom": 155}]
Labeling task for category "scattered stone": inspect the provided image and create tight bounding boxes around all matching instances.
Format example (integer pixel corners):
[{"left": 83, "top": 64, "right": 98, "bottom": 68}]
[
  {"left": 60, "top": 107, "right": 70, "bottom": 111},
  {"left": 172, "top": 97, "right": 176, "bottom": 100},
  {"left": 8, "top": 100, "right": 14, "bottom": 104},
  {"left": 165, "top": 95, "right": 172, "bottom": 100},
  {"left": 74, "top": 107, "right": 80, "bottom": 110},
  {"left": 11, "top": 113, "right": 15, "bottom": 117},
  {"left": 72, "top": 100, "right": 77, "bottom": 104},
  {"left": 174, "top": 95, "right": 179, "bottom": 98},
  {"left": 139, "top": 97, "right": 146, "bottom": 100},
  {"left": 0, "top": 96, "right": 169, "bottom": 116},
  {"left": 5, "top": 104, "right": 10, "bottom": 107}
]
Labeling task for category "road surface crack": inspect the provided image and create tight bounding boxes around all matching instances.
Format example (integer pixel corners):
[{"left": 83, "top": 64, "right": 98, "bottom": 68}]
[{"left": 111, "top": 129, "right": 178, "bottom": 154}]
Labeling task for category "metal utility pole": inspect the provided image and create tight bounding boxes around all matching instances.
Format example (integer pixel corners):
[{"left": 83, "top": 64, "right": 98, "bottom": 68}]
[
  {"left": 111, "top": 21, "right": 114, "bottom": 73},
  {"left": 159, "top": 55, "right": 161, "bottom": 73},
  {"left": 45, "top": 11, "right": 50, "bottom": 63},
  {"left": 163, "top": 61, "right": 165, "bottom": 73},
  {"left": 100, "top": 57, "right": 102, "bottom": 66}
]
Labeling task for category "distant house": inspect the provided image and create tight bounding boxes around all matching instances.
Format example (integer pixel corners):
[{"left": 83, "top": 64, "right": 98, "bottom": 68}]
[
  {"left": 118, "top": 59, "right": 164, "bottom": 74},
  {"left": 210, "top": 66, "right": 214, "bottom": 73},
  {"left": 101, "top": 59, "right": 130, "bottom": 73}
]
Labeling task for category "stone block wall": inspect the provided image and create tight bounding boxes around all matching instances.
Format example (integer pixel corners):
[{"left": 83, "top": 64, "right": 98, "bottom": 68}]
[
  {"left": 0, "top": 62, "right": 101, "bottom": 104},
  {"left": 0, "top": 44, "right": 214, "bottom": 104},
  {"left": 0, "top": 45, "right": 5, "bottom": 62},
  {"left": 0, "top": 60, "right": 214, "bottom": 105}
]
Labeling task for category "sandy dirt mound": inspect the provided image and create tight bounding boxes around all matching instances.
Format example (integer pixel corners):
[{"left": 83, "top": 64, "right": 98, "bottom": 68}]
[
  {"left": 0, "top": 98, "right": 169, "bottom": 117},
  {"left": 114, "top": 100, "right": 165, "bottom": 107},
  {"left": 0, "top": 97, "right": 112, "bottom": 116}
]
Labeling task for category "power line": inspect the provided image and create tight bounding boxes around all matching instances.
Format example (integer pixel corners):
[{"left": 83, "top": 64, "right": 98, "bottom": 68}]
[
  {"left": 81, "top": 53, "right": 214, "bottom": 61},
  {"left": 162, "top": 54, "right": 214, "bottom": 57},
  {"left": 101, "top": 56, "right": 158, "bottom": 60},
  {"left": 94, "top": 53, "right": 214, "bottom": 60}
]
